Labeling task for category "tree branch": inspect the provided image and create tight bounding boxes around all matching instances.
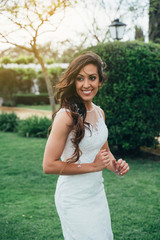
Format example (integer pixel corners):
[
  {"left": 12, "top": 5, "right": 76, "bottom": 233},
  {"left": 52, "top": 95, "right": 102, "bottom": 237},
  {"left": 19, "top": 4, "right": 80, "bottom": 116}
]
[{"left": 0, "top": 33, "right": 32, "bottom": 52}]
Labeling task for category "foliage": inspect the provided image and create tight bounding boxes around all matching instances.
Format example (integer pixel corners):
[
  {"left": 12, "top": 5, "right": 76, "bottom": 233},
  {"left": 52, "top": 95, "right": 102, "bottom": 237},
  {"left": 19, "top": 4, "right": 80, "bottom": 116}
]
[
  {"left": 14, "top": 55, "right": 35, "bottom": 64},
  {"left": 14, "top": 68, "right": 37, "bottom": 93},
  {"left": 0, "top": 56, "right": 12, "bottom": 64},
  {"left": 0, "top": 55, "right": 36, "bottom": 64},
  {"left": 18, "top": 115, "right": 52, "bottom": 138},
  {"left": 46, "top": 58, "right": 55, "bottom": 64},
  {"left": 0, "top": 68, "right": 18, "bottom": 105},
  {"left": 0, "top": 112, "right": 19, "bottom": 132},
  {"left": 0, "top": 66, "right": 62, "bottom": 105},
  {"left": 13, "top": 93, "right": 50, "bottom": 105},
  {"left": 149, "top": 0, "right": 160, "bottom": 43},
  {"left": 37, "top": 67, "right": 63, "bottom": 93},
  {"left": 86, "top": 41, "right": 160, "bottom": 152}
]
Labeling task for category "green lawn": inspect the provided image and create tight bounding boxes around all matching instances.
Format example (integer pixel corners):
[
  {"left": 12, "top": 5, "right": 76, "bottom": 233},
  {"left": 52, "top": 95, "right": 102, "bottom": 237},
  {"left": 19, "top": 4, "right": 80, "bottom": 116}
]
[
  {"left": 17, "top": 104, "right": 52, "bottom": 111},
  {"left": 0, "top": 132, "right": 160, "bottom": 240}
]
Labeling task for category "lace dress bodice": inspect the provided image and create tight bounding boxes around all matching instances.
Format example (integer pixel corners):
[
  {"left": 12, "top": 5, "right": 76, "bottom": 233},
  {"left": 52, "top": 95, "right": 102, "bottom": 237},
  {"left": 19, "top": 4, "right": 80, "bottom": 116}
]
[{"left": 56, "top": 102, "right": 108, "bottom": 166}]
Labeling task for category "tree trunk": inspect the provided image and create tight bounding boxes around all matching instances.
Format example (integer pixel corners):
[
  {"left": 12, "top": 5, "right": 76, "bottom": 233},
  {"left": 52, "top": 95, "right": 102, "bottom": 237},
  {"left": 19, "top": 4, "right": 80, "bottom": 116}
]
[
  {"left": 35, "top": 53, "right": 56, "bottom": 113},
  {"left": 149, "top": 0, "right": 160, "bottom": 43}
]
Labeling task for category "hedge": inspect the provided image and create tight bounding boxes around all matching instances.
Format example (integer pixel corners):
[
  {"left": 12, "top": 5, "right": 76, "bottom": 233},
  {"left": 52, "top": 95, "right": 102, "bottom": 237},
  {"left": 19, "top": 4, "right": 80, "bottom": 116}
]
[
  {"left": 86, "top": 41, "right": 160, "bottom": 152},
  {"left": 18, "top": 115, "right": 52, "bottom": 138},
  {"left": 13, "top": 93, "right": 50, "bottom": 105},
  {"left": 0, "top": 112, "right": 19, "bottom": 132}
]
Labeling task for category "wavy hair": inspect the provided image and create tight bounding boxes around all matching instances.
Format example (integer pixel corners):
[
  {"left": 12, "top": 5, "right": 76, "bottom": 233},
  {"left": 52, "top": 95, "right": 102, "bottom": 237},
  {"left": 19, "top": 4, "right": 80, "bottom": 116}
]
[{"left": 53, "top": 51, "right": 107, "bottom": 163}]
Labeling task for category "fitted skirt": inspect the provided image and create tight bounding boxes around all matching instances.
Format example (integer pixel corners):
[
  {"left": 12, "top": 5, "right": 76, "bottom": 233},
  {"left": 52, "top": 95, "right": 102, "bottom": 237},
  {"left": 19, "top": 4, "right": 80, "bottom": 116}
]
[{"left": 54, "top": 175, "right": 113, "bottom": 240}]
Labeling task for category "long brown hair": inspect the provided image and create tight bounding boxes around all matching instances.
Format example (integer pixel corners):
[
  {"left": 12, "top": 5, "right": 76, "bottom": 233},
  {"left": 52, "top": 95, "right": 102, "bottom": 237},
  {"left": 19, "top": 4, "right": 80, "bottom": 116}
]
[{"left": 53, "top": 51, "right": 106, "bottom": 163}]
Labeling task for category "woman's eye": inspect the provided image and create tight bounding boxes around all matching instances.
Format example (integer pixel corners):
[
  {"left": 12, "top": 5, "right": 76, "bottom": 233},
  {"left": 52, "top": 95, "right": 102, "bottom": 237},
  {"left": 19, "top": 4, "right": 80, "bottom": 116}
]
[
  {"left": 89, "top": 76, "right": 96, "bottom": 81},
  {"left": 76, "top": 77, "right": 84, "bottom": 81}
]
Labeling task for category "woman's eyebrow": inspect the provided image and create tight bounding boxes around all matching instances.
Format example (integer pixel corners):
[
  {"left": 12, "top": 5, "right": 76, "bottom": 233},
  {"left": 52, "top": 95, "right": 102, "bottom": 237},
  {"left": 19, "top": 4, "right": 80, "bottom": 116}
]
[
  {"left": 77, "top": 74, "right": 84, "bottom": 76},
  {"left": 77, "top": 73, "right": 97, "bottom": 76}
]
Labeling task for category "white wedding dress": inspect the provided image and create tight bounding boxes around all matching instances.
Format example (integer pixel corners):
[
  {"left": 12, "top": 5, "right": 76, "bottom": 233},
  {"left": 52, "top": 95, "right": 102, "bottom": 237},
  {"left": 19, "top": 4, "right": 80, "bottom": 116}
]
[{"left": 54, "top": 103, "right": 113, "bottom": 240}]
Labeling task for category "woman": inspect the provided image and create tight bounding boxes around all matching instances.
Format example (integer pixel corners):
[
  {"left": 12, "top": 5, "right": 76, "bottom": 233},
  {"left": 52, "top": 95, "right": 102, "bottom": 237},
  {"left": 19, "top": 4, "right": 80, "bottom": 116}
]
[{"left": 43, "top": 52, "right": 130, "bottom": 240}]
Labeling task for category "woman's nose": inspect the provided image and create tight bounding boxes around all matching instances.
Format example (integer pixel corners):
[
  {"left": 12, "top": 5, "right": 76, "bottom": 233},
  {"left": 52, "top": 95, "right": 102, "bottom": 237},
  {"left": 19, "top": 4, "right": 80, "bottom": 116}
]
[{"left": 83, "top": 79, "right": 90, "bottom": 88}]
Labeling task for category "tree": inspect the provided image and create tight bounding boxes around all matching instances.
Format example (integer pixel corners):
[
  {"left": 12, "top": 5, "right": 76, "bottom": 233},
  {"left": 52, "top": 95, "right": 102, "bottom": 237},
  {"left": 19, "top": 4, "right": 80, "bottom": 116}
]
[
  {"left": 0, "top": 0, "right": 75, "bottom": 112},
  {"left": 149, "top": 0, "right": 160, "bottom": 43},
  {"left": 0, "top": 0, "right": 9, "bottom": 9}
]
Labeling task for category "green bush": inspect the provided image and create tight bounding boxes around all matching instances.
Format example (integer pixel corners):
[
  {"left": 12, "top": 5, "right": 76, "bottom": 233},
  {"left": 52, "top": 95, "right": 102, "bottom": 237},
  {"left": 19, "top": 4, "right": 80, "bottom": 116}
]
[
  {"left": 0, "top": 55, "right": 36, "bottom": 64},
  {"left": 14, "top": 68, "right": 37, "bottom": 93},
  {"left": 86, "top": 41, "right": 160, "bottom": 152},
  {"left": 18, "top": 116, "right": 52, "bottom": 138},
  {"left": 0, "top": 69, "right": 18, "bottom": 106},
  {"left": 14, "top": 93, "right": 50, "bottom": 105},
  {"left": 0, "top": 112, "right": 19, "bottom": 132},
  {"left": 13, "top": 55, "right": 35, "bottom": 64},
  {"left": 0, "top": 56, "right": 12, "bottom": 64},
  {"left": 37, "top": 67, "right": 63, "bottom": 93}
]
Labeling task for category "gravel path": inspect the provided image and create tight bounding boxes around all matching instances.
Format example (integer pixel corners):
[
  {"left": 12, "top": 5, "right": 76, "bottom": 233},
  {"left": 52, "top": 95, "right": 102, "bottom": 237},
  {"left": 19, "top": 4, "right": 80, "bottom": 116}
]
[{"left": 0, "top": 106, "right": 52, "bottom": 119}]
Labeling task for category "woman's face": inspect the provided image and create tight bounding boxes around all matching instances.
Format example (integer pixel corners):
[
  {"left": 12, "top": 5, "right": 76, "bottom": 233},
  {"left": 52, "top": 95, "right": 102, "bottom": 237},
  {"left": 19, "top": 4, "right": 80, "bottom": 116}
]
[{"left": 75, "top": 64, "right": 101, "bottom": 105}]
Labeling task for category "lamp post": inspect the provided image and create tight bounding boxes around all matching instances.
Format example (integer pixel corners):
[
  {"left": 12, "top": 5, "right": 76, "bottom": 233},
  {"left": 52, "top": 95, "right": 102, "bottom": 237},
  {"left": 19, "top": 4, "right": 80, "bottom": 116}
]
[{"left": 109, "top": 19, "right": 126, "bottom": 40}]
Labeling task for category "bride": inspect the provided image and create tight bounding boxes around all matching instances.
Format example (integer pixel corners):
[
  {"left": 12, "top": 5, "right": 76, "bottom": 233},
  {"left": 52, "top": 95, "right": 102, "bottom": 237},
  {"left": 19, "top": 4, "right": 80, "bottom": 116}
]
[{"left": 43, "top": 51, "right": 130, "bottom": 240}]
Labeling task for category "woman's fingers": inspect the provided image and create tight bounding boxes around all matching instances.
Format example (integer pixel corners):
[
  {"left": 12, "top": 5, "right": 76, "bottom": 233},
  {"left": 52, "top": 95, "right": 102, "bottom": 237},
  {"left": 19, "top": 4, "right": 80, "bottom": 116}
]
[
  {"left": 119, "top": 165, "right": 130, "bottom": 176},
  {"left": 115, "top": 158, "right": 123, "bottom": 171},
  {"left": 115, "top": 159, "right": 130, "bottom": 176}
]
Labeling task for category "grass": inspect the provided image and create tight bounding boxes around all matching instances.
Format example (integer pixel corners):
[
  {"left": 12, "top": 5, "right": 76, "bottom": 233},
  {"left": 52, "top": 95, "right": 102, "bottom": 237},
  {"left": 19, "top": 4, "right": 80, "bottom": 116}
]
[
  {"left": 16, "top": 104, "right": 52, "bottom": 111},
  {"left": 0, "top": 132, "right": 160, "bottom": 240}
]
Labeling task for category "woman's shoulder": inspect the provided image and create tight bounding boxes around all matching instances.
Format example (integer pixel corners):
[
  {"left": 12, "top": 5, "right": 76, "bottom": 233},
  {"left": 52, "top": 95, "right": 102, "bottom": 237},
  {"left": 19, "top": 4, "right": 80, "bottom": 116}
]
[
  {"left": 56, "top": 108, "right": 70, "bottom": 115},
  {"left": 55, "top": 108, "right": 73, "bottom": 125}
]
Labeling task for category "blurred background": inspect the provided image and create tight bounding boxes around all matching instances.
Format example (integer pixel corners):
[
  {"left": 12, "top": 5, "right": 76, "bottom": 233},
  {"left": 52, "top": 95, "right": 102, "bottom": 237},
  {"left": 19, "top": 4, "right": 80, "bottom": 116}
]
[{"left": 0, "top": 1, "right": 160, "bottom": 239}]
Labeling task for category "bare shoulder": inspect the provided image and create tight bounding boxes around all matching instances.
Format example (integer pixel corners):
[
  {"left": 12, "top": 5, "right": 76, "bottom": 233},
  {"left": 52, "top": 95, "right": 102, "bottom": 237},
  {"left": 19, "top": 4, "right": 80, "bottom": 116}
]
[
  {"left": 52, "top": 109, "right": 73, "bottom": 133},
  {"left": 43, "top": 109, "right": 73, "bottom": 165},
  {"left": 55, "top": 109, "right": 73, "bottom": 125}
]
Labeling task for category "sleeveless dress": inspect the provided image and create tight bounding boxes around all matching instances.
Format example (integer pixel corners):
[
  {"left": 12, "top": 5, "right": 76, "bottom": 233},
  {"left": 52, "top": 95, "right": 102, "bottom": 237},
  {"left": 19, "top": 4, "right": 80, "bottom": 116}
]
[{"left": 54, "top": 103, "right": 113, "bottom": 240}]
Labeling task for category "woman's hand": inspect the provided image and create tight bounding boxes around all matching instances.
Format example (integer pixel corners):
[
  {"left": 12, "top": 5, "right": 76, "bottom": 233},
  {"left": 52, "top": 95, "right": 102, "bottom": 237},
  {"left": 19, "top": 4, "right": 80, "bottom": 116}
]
[
  {"left": 114, "top": 158, "right": 130, "bottom": 176},
  {"left": 93, "top": 149, "right": 111, "bottom": 171}
]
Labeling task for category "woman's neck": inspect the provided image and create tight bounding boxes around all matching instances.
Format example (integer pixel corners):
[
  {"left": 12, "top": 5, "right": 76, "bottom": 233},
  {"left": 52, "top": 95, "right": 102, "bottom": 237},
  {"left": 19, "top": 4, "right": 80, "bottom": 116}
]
[{"left": 85, "top": 102, "right": 93, "bottom": 111}]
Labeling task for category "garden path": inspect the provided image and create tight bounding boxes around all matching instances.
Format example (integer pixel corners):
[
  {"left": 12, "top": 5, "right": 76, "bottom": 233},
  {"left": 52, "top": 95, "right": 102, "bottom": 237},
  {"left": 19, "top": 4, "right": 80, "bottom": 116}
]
[{"left": 0, "top": 106, "right": 52, "bottom": 119}]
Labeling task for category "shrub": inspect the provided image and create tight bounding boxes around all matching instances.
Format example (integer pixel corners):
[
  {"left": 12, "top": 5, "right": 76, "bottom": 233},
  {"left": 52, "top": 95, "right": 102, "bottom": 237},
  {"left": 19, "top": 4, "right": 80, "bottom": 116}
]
[
  {"left": 0, "top": 112, "right": 19, "bottom": 132},
  {"left": 14, "top": 68, "right": 37, "bottom": 93},
  {"left": 18, "top": 116, "right": 52, "bottom": 138},
  {"left": 0, "top": 55, "right": 36, "bottom": 64},
  {"left": 85, "top": 41, "right": 160, "bottom": 152},
  {"left": 13, "top": 55, "right": 35, "bottom": 64},
  {"left": 37, "top": 67, "right": 63, "bottom": 93},
  {"left": 0, "top": 69, "right": 18, "bottom": 105},
  {"left": 13, "top": 93, "right": 50, "bottom": 105},
  {"left": 0, "top": 56, "right": 12, "bottom": 64}
]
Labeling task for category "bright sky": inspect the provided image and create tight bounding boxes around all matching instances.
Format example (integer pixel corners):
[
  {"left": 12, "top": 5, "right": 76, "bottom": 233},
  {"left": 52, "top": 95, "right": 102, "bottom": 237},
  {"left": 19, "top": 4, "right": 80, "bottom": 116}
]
[{"left": 0, "top": 0, "right": 149, "bottom": 54}]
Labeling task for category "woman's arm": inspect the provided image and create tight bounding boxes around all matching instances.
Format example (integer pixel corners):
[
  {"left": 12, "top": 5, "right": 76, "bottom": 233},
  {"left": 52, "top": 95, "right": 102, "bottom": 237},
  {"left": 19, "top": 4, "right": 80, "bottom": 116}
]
[
  {"left": 100, "top": 109, "right": 130, "bottom": 176},
  {"left": 101, "top": 141, "right": 117, "bottom": 173},
  {"left": 43, "top": 110, "right": 110, "bottom": 175}
]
